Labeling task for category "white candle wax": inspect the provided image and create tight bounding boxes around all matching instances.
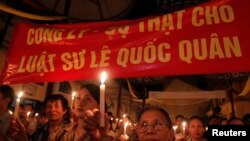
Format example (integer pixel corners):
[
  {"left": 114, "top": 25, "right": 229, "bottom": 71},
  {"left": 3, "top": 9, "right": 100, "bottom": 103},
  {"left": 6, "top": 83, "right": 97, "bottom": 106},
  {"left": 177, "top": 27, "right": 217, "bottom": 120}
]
[
  {"left": 14, "top": 92, "right": 23, "bottom": 117},
  {"left": 100, "top": 83, "right": 105, "bottom": 127},
  {"left": 124, "top": 121, "right": 129, "bottom": 135},
  {"left": 99, "top": 71, "right": 107, "bottom": 127},
  {"left": 70, "top": 91, "right": 76, "bottom": 109},
  {"left": 173, "top": 125, "right": 178, "bottom": 134},
  {"left": 27, "top": 111, "right": 31, "bottom": 120},
  {"left": 182, "top": 121, "right": 187, "bottom": 138}
]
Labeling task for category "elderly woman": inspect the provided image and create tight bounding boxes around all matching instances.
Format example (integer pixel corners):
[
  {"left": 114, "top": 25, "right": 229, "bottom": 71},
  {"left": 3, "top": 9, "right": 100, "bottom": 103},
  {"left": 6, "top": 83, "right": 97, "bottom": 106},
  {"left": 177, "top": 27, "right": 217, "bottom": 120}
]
[
  {"left": 135, "top": 106, "right": 175, "bottom": 141},
  {"left": 60, "top": 84, "right": 114, "bottom": 141},
  {"left": 8, "top": 94, "right": 71, "bottom": 141}
]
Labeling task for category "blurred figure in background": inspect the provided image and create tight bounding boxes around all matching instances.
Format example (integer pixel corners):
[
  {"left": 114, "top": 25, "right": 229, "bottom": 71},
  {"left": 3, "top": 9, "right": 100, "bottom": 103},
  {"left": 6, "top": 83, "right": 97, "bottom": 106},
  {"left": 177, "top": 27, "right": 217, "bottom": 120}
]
[
  {"left": 242, "top": 113, "right": 250, "bottom": 125},
  {"left": 21, "top": 104, "right": 37, "bottom": 136},
  {"left": 186, "top": 116, "right": 207, "bottom": 141},
  {"left": 0, "top": 85, "right": 15, "bottom": 140},
  {"left": 220, "top": 118, "right": 228, "bottom": 125},
  {"left": 227, "top": 117, "right": 244, "bottom": 125}
]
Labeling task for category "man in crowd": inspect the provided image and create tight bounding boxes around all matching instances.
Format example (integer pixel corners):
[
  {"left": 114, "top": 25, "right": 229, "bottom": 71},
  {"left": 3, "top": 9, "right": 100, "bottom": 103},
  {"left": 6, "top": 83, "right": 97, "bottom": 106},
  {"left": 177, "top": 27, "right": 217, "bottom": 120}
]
[{"left": 0, "top": 85, "right": 15, "bottom": 140}]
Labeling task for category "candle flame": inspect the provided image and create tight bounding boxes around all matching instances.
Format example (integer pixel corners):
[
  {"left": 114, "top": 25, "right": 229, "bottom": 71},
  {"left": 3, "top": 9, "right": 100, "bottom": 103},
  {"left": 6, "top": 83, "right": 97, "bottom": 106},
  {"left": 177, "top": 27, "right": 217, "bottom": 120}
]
[
  {"left": 35, "top": 113, "right": 39, "bottom": 117},
  {"left": 18, "top": 91, "right": 23, "bottom": 99},
  {"left": 173, "top": 125, "right": 178, "bottom": 130},
  {"left": 124, "top": 121, "right": 129, "bottom": 128},
  {"left": 123, "top": 114, "right": 126, "bottom": 118},
  {"left": 100, "top": 71, "right": 107, "bottom": 84},
  {"left": 27, "top": 111, "right": 31, "bottom": 116},
  {"left": 182, "top": 121, "right": 186, "bottom": 126},
  {"left": 72, "top": 91, "right": 76, "bottom": 98},
  {"left": 8, "top": 110, "right": 13, "bottom": 115}
]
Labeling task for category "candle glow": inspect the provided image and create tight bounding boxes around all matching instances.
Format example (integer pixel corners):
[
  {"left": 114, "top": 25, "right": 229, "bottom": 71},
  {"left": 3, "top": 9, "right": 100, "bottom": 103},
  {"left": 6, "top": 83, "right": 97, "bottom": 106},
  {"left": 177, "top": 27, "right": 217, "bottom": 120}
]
[
  {"left": 14, "top": 91, "right": 23, "bottom": 117},
  {"left": 8, "top": 110, "right": 13, "bottom": 115},
  {"left": 124, "top": 121, "right": 129, "bottom": 135},
  {"left": 173, "top": 125, "right": 178, "bottom": 134},
  {"left": 27, "top": 111, "right": 31, "bottom": 120},
  {"left": 70, "top": 91, "right": 76, "bottom": 109},
  {"left": 182, "top": 121, "right": 187, "bottom": 137}
]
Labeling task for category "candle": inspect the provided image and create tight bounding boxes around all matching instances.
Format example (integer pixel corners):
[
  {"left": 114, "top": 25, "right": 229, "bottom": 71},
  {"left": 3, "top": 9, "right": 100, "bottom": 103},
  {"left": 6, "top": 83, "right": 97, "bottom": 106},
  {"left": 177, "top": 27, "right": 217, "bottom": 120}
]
[
  {"left": 100, "top": 71, "right": 107, "bottom": 127},
  {"left": 8, "top": 110, "right": 13, "bottom": 115},
  {"left": 173, "top": 125, "right": 178, "bottom": 134},
  {"left": 14, "top": 91, "right": 23, "bottom": 117},
  {"left": 35, "top": 113, "right": 39, "bottom": 117},
  {"left": 182, "top": 121, "right": 187, "bottom": 138},
  {"left": 122, "top": 121, "right": 130, "bottom": 141},
  {"left": 26, "top": 111, "right": 31, "bottom": 120},
  {"left": 70, "top": 91, "right": 76, "bottom": 109},
  {"left": 124, "top": 121, "right": 129, "bottom": 135},
  {"left": 123, "top": 114, "right": 126, "bottom": 118}
]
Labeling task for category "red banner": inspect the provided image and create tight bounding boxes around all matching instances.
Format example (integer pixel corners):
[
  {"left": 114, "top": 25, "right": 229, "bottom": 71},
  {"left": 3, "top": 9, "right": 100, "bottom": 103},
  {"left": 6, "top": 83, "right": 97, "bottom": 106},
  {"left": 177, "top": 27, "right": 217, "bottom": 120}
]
[{"left": 1, "top": 0, "right": 250, "bottom": 84}]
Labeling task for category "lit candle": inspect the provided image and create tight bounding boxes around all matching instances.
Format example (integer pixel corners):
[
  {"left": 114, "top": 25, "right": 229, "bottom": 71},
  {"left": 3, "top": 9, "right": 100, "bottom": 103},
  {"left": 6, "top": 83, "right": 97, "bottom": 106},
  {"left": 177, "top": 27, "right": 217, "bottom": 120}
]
[
  {"left": 8, "top": 110, "right": 13, "bottom": 115},
  {"left": 123, "top": 114, "right": 126, "bottom": 119},
  {"left": 26, "top": 111, "right": 31, "bottom": 120},
  {"left": 182, "top": 121, "right": 187, "bottom": 138},
  {"left": 70, "top": 91, "right": 76, "bottom": 109},
  {"left": 14, "top": 91, "right": 23, "bottom": 117},
  {"left": 173, "top": 125, "right": 178, "bottom": 134},
  {"left": 123, "top": 121, "right": 130, "bottom": 140},
  {"left": 35, "top": 113, "right": 39, "bottom": 117},
  {"left": 124, "top": 121, "right": 129, "bottom": 135},
  {"left": 100, "top": 71, "right": 107, "bottom": 127}
]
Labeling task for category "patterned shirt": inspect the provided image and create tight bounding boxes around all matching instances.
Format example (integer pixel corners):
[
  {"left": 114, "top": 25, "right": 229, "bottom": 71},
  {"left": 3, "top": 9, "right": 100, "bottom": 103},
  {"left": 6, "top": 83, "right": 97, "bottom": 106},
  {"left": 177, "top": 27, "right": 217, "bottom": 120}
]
[{"left": 60, "top": 123, "right": 115, "bottom": 141}]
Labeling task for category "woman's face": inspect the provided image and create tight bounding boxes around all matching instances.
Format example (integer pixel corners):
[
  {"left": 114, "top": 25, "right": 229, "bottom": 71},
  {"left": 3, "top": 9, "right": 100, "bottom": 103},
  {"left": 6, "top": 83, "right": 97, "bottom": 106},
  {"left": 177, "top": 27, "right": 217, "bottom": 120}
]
[
  {"left": 75, "top": 88, "right": 99, "bottom": 117},
  {"left": 136, "top": 109, "right": 174, "bottom": 141},
  {"left": 45, "top": 100, "right": 66, "bottom": 122},
  {"left": 188, "top": 118, "right": 205, "bottom": 139}
]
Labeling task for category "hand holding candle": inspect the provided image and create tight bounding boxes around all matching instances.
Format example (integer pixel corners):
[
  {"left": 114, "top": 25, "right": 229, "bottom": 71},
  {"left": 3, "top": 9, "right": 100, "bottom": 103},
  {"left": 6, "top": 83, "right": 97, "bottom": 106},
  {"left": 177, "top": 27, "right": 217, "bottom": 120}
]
[
  {"left": 122, "top": 121, "right": 129, "bottom": 141},
  {"left": 173, "top": 125, "right": 178, "bottom": 134},
  {"left": 100, "top": 71, "right": 107, "bottom": 127},
  {"left": 14, "top": 91, "right": 23, "bottom": 117}
]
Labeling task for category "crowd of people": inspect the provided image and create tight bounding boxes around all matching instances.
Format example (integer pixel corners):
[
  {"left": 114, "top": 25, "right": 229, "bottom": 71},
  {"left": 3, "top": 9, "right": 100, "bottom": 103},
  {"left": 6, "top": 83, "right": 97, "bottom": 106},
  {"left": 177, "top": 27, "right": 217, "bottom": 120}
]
[{"left": 1, "top": 84, "right": 250, "bottom": 141}]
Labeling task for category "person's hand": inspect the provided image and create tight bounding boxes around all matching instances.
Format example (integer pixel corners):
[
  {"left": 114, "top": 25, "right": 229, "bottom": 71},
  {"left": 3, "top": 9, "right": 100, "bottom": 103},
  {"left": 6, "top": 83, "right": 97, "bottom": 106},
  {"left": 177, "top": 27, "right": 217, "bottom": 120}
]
[
  {"left": 83, "top": 108, "right": 109, "bottom": 140},
  {"left": 70, "top": 108, "right": 78, "bottom": 122},
  {"left": 119, "top": 134, "right": 129, "bottom": 141},
  {"left": 7, "top": 117, "right": 29, "bottom": 141}
]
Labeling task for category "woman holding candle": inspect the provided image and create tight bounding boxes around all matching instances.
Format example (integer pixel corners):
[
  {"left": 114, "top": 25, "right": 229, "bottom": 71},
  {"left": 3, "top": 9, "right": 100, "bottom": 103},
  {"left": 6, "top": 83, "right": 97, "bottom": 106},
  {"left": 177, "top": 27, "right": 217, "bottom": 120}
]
[
  {"left": 61, "top": 84, "right": 114, "bottom": 141},
  {"left": 7, "top": 94, "right": 71, "bottom": 141}
]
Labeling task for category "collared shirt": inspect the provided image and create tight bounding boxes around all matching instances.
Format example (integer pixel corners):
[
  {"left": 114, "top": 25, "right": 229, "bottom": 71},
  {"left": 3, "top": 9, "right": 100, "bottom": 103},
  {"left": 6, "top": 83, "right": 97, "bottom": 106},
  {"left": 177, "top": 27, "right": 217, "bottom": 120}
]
[{"left": 0, "top": 111, "right": 12, "bottom": 136}]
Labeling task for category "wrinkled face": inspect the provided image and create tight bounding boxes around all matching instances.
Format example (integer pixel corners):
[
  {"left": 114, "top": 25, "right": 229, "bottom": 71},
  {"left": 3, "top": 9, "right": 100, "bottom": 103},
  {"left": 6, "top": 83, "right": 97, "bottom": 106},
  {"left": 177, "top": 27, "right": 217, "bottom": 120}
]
[
  {"left": 75, "top": 88, "right": 99, "bottom": 118},
  {"left": 188, "top": 118, "right": 205, "bottom": 139},
  {"left": 136, "top": 110, "right": 174, "bottom": 141},
  {"left": 45, "top": 100, "right": 66, "bottom": 122}
]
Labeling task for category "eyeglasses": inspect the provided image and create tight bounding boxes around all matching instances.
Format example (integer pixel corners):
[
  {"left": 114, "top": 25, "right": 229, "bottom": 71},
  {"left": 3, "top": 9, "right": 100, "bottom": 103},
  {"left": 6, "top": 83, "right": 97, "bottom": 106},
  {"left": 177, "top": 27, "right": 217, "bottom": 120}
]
[{"left": 137, "top": 120, "right": 168, "bottom": 133}]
